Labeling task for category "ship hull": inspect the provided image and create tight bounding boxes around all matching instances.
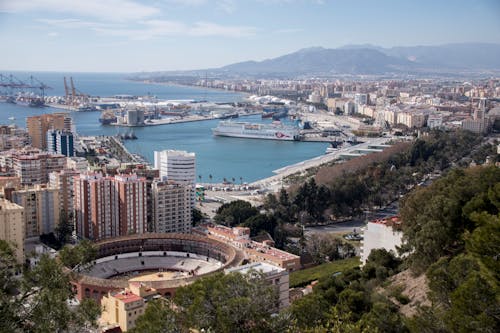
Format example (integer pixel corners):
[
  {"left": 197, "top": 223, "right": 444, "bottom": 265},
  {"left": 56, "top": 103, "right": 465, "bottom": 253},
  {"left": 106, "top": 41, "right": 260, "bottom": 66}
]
[
  {"left": 212, "top": 121, "right": 301, "bottom": 141},
  {"left": 212, "top": 130, "right": 299, "bottom": 141}
]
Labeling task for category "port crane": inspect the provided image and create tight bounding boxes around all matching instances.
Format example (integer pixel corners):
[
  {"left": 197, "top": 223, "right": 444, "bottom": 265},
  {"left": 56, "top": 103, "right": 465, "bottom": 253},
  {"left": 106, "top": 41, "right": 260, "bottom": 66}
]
[
  {"left": 63, "top": 76, "right": 90, "bottom": 107},
  {"left": 0, "top": 74, "right": 52, "bottom": 106}
]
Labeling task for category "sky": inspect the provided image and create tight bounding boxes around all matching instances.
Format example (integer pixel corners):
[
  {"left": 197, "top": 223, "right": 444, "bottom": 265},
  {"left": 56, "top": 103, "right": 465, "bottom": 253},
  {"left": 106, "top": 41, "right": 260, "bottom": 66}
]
[{"left": 0, "top": 0, "right": 499, "bottom": 72}]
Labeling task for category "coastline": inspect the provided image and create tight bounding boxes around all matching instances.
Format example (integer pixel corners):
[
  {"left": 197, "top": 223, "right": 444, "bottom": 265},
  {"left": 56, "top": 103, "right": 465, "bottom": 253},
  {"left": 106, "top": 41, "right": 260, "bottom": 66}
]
[{"left": 130, "top": 79, "right": 252, "bottom": 99}]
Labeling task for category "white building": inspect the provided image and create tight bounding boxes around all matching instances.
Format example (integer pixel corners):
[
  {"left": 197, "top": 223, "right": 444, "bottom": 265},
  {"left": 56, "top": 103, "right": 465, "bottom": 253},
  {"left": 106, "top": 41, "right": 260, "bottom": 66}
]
[
  {"left": 66, "top": 156, "right": 89, "bottom": 172},
  {"left": 360, "top": 216, "right": 403, "bottom": 265},
  {"left": 154, "top": 150, "right": 196, "bottom": 184},
  {"left": 427, "top": 114, "right": 443, "bottom": 129},
  {"left": 226, "top": 262, "right": 290, "bottom": 310},
  {"left": 354, "top": 93, "right": 368, "bottom": 106}
]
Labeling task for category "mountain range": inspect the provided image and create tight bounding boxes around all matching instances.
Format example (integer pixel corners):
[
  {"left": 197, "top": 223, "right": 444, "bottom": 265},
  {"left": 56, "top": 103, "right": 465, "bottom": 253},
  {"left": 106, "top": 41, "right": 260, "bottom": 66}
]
[{"left": 133, "top": 43, "right": 500, "bottom": 79}]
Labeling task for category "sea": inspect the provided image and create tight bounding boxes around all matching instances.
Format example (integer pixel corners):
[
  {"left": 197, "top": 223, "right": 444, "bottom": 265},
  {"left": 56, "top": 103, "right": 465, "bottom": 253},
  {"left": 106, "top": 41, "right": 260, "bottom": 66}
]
[{"left": 0, "top": 72, "right": 328, "bottom": 183}]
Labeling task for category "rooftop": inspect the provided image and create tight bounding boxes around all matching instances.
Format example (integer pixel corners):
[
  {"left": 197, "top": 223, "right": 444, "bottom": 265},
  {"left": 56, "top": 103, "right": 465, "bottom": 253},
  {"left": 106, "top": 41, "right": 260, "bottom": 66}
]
[
  {"left": 226, "top": 261, "right": 285, "bottom": 275},
  {"left": 370, "top": 216, "right": 402, "bottom": 229},
  {"left": 111, "top": 291, "right": 143, "bottom": 304}
]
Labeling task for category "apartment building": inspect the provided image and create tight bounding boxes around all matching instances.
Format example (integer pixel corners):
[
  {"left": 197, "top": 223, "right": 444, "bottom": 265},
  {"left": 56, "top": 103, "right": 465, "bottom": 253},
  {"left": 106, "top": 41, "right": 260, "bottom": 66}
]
[
  {"left": 0, "top": 198, "right": 25, "bottom": 263},
  {"left": 0, "top": 149, "right": 66, "bottom": 186},
  {"left": 49, "top": 169, "right": 80, "bottom": 224},
  {"left": 74, "top": 173, "right": 147, "bottom": 241},
  {"left": 26, "top": 113, "right": 72, "bottom": 150},
  {"left": 12, "top": 185, "right": 60, "bottom": 238},
  {"left": 47, "top": 130, "right": 75, "bottom": 157},
  {"left": 152, "top": 179, "right": 192, "bottom": 234}
]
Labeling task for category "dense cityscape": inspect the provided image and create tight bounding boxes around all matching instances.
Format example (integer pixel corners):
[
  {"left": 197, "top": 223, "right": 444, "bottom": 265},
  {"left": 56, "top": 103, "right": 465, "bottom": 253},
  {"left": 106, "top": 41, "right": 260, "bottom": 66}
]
[{"left": 1, "top": 0, "right": 500, "bottom": 332}]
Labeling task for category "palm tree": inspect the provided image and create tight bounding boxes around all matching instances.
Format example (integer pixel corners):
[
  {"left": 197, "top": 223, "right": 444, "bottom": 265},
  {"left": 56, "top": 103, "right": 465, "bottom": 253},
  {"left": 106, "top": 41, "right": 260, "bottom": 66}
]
[
  {"left": 223, "top": 177, "right": 227, "bottom": 184},
  {"left": 209, "top": 174, "right": 213, "bottom": 183},
  {"left": 239, "top": 176, "right": 243, "bottom": 185},
  {"left": 231, "top": 177, "right": 235, "bottom": 184},
  {"left": 198, "top": 174, "right": 202, "bottom": 183}
]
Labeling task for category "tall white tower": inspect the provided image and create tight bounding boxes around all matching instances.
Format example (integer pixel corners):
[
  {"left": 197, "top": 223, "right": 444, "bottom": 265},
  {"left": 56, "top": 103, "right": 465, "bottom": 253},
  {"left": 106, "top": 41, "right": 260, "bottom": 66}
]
[{"left": 154, "top": 150, "right": 196, "bottom": 184}]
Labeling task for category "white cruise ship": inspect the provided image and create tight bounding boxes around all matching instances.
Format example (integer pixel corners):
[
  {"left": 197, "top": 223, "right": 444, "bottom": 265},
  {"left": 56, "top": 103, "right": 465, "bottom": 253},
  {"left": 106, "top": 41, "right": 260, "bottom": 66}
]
[{"left": 212, "top": 121, "right": 301, "bottom": 141}]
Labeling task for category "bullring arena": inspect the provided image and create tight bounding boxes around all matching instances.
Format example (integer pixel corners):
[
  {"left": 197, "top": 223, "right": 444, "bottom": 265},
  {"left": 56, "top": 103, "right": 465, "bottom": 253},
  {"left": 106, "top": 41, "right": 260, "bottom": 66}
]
[{"left": 71, "top": 233, "right": 244, "bottom": 301}]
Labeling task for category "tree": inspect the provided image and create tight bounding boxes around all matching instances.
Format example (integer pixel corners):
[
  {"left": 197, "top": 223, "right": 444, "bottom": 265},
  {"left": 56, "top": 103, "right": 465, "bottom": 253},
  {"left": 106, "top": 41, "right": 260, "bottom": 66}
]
[
  {"left": 198, "top": 174, "right": 202, "bottom": 182},
  {"left": 399, "top": 166, "right": 500, "bottom": 273},
  {"left": 243, "top": 214, "right": 277, "bottom": 237},
  {"left": 55, "top": 209, "right": 73, "bottom": 246},
  {"left": 192, "top": 208, "right": 205, "bottom": 226},
  {"left": 214, "top": 200, "right": 259, "bottom": 227},
  {"left": 263, "top": 193, "right": 279, "bottom": 212},
  {"left": 305, "top": 233, "right": 351, "bottom": 264},
  {"left": 129, "top": 298, "right": 181, "bottom": 333},
  {"left": 289, "top": 293, "right": 329, "bottom": 328},
  {"left": 59, "top": 239, "right": 97, "bottom": 270},
  {"left": 209, "top": 174, "right": 213, "bottom": 182},
  {"left": 0, "top": 240, "right": 99, "bottom": 332},
  {"left": 174, "top": 271, "right": 278, "bottom": 333}
]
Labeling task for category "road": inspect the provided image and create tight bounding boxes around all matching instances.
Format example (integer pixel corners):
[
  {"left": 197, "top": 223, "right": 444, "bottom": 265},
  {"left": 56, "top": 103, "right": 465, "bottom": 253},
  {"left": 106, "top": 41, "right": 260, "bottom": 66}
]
[{"left": 305, "top": 219, "right": 366, "bottom": 235}]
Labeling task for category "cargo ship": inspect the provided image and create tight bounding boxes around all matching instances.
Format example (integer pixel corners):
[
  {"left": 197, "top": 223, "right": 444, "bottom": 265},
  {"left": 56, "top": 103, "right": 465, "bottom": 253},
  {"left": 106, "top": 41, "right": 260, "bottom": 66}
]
[
  {"left": 212, "top": 121, "right": 301, "bottom": 141},
  {"left": 99, "top": 110, "right": 117, "bottom": 125}
]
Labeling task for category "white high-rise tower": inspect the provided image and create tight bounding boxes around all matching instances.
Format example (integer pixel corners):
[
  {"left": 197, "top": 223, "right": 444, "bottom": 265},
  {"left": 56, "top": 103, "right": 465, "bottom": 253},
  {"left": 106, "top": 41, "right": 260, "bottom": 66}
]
[{"left": 154, "top": 150, "right": 196, "bottom": 184}]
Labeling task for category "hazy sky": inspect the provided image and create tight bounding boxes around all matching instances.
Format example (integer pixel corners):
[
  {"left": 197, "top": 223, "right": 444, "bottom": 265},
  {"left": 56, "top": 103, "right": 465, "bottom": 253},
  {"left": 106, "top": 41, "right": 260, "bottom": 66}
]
[{"left": 1, "top": 0, "right": 499, "bottom": 72}]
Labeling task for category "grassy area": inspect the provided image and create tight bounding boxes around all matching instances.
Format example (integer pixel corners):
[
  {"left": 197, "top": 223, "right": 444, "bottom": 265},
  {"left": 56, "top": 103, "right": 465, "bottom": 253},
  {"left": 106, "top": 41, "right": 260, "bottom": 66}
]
[{"left": 290, "top": 257, "right": 360, "bottom": 288}]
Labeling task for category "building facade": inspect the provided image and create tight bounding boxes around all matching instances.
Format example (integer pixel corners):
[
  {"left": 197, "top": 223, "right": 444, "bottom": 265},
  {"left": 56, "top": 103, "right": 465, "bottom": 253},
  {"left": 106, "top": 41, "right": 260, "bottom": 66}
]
[
  {"left": 1, "top": 150, "right": 66, "bottom": 186},
  {"left": 101, "top": 289, "right": 146, "bottom": 332},
  {"left": 153, "top": 150, "right": 196, "bottom": 183},
  {"left": 12, "top": 185, "right": 60, "bottom": 238},
  {"left": 49, "top": 169, "right": 80, "bottom": 225},
  {"left": 26, "top": 113, "right": 72, "bottom": 150},
  {"left": 360, "top": 216, "right": 403, "bottom": 265},
  {"left": 226, "top": 262, "right": 290, "bottom": 310},
  {"left": 152, "top": 180, "right": 192, "bottom": 234},
  {"left": 74, "top": 173, "right": 147, "bottom": 241},
  {"left": 47, "top": 130, "right": 74, "bottom": 157},
  {"left": 114, "top": 174, "right": 147, "bottom": 237},
  {"left": 0, "top": 199, "right": 25, "bottom": 263}
]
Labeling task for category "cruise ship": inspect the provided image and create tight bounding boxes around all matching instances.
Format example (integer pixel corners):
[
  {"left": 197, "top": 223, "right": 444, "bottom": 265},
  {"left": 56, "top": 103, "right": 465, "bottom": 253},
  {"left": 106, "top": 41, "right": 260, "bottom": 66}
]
[{"left": 212, "top": 121, "right": 301, "bottom": 141}]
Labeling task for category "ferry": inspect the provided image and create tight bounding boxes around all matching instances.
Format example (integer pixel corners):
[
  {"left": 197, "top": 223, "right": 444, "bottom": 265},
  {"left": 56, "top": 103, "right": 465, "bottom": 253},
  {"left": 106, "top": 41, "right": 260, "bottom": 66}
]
[{"left": 212, "top": 121, "right": 301, "bottom": 141}]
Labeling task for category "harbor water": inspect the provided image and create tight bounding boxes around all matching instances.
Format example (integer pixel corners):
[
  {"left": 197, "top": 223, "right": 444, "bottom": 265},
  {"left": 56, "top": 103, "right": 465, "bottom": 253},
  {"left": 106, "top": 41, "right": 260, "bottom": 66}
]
[{"left": 0, "top": 72, "right": 328, "bottom": 183}]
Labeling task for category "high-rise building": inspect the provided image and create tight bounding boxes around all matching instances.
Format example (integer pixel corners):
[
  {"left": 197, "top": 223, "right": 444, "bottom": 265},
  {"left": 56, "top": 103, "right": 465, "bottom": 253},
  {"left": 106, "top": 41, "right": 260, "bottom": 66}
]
[
  {"left": 153, "top": 150, "right": 196, "bottom": 184},
  {"left": 152, "top": 180, "right": 192, "bottom": 234},
  {"left": 26, "top": 113, "right": 72, "bottom": 149},
  {"left": 0, "top": 149, "right": 67, "bottom": 186},
  {"left": 12, "top": 185, "right": 60, "bottom": 238},
  {"left": 115, "top": 174, "right": 147, "bottom": 237},
  {"left": 0, "top": 198, "right": 25, "bottom": 263},
  {"left": 154, "top": 150, "right": 196, "bottom": 211},
  {"left": 49, "top": 169, "right": 80, "bottom": 226},
  {"left": 74, "top": 173, "right": 118, "bottom": 240},
  {"left": 47, "top": 130, "right": 74, "bottom": 157},
  {"left": 74, "top": 173, "right": 147, "bottom": 241}
]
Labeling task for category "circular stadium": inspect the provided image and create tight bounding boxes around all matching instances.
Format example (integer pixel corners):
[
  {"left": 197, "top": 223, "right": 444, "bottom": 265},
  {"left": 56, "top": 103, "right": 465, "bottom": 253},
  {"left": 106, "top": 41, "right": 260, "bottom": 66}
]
[{"left": 71, "top": 233, "right": 243, "bottom": 300}]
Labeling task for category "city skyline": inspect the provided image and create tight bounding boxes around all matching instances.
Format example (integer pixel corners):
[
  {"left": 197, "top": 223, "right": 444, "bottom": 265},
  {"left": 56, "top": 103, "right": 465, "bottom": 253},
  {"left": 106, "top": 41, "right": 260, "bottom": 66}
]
[{"left": 1, "top": 0, "right": 499, "bottom": 72}]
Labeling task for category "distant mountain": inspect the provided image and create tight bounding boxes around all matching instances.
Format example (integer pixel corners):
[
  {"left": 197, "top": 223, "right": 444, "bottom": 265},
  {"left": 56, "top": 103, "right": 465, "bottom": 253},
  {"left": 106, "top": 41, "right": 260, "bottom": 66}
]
[
  {"left": 382, "top": 43, "right": 500, "bottom": 70},
  {"left": 220, "top": 47, "right": 412, "bottom": 75},
  {"left": 131, "top": 43, "right": 500, "bottom": 80}
]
